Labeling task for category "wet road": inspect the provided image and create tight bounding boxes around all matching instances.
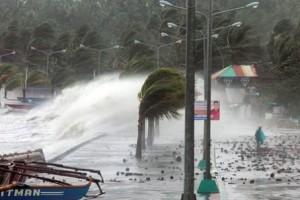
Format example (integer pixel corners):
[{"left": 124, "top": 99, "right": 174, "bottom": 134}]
[{"left": 60, "top": 130, "right": 300, "bottom": 200}]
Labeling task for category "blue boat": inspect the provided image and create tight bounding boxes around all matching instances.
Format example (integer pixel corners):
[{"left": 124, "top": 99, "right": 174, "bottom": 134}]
[
  {"left": 18, "top": 97, "right": 49, "bottom": 106},
  {"left": 0, "top": 160, "right": 105, "bottom": 200},
  {"left": 0, "top": 182, "right": 91, "bottom": 200}
]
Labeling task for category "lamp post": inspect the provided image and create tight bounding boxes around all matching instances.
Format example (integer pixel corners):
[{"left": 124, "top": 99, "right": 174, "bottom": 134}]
[
  {"left": 167, "top": 21, "right": 241, "bottom": 69},
  {"left": 160, "top": 0, "right": 260, "bottom": 196},
  {"left": 80, "top": 44, "right": 121, "bottom": 77},
  {"left": 133, "top": 39, "right": 182, "bottom": 69},
  {"left": 226, "top": 22, "right": 242, "bottom": 49},
  {"left": 0, "top": 51, "right": 16, "bottom": 62},
  {"left": 160, "top": 0, "right": 259, "bottom": 15},
  {"left": 30, "top": 46, "right": 66, "bottom": 76},
  {"left": 201, "top": 0, "right": 258, "bottom": 194},
  {"left": 161, "top": 32, "right": 182, "bottom": 40}
]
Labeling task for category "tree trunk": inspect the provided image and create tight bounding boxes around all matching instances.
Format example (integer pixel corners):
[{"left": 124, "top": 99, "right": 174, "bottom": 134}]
[
  {"left": 147, "top": 117, "right": 154, "bottom": 146},
  {"left": 4, "top": 84, "right": 7, "bottom": 98},
  {"left": 136, "top": 116, "right": 145, "bottom": 159},
  {"left": 154, "top": 117, "right": 160, "bottom": 136},
  {"left": 141, "top": 118, "right": 146, "bottom": 150},
  {"left": 135, "top": 118, "right": 142, "bottom": 159}
]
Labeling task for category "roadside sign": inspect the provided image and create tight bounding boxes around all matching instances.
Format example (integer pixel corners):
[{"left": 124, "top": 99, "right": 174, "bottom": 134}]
[
  {"left": 195, "top": 101, "right": 207, "bottom": 120},
  {"left": 194, "top": 101, "right": 220, "bottom": 120}
]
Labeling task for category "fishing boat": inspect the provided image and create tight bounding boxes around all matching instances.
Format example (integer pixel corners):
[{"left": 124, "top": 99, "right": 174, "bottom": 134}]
[
  {"left": 4, "top": 97, "right": 49, "bottom": 110},
  {"left": 0, "top": 160, "right": 104, "bottom": 199},
  {"left": 3, "top": 98, "right": 33, "bottom": 110},
  {"left": 2, "top": 67, "right": 52, "bottom": 111},
  {"left": 0, "top": 149, "right": 45, "bottom": 163},
  {"left": 0, "top": 150, "right": 104, "bottom": 199},
  {"left": 0, "top": 182, "right": 92, "bottom": 200}
]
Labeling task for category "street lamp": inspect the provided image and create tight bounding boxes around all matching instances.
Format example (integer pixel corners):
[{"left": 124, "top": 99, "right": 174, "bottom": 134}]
[
  {"left": 167, "top": 21, "right": 242, "bottom": 35},
  {"left": 80, "top": 44, "right": 121, "bottom": 76},
  {"left": 226, "top": 22, "right": 243, "bottom": 49},
  {"left": 161, "top": 32, "right": 182, "bottom": 40},
  {"left": 161, "top": 0, "right": 260, "bottom": 196},
  {"left": 133, "top": 40, "right": 143, "bottom": 45},
  {"left": 0, "top": 50, "right": 16, "bottom": 62},
  {"left": 213, "top": 21, "right": 242, "bottom": 31},
  {"left": 213, "top": 2, "right": 259, "bottom": 15},
  {"left": 159, "top": 0, "right": 173, "bottom": 7},
  {"left": 160, "top": 0, "right": 260, "bottom": 16},
  {"left": 163, "top": 32, "right": 219, "bottom": 41},
  {"left": 231, "top": 21, "right": 242, "bottom": 27},
  {"left": 133, "top": 39, "right": 182, "bottom": 68},
  {"left": 246, "top": 2, "right": 259, "bottom": 8},
  {"left": 30, "top": 46, "right": 66, "bottom": 76},
  {"left": 166, "top": 21, "right": 240, "bottom": 69},
  {"left": 167, "top": 22, "right": 178, "bottom": 29},
  {"left": 160, "top": 32, "right": 169, "bottom": 38}
]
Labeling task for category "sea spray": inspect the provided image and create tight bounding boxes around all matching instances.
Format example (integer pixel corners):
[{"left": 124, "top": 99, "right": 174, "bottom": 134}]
[{"left": 0, "top": 73, "right": 257, "bottom": 159}]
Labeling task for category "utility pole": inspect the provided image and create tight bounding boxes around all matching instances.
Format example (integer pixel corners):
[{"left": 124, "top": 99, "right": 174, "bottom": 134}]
[
  {"left": 202, "top": 21, "right": 208, "bottom": 167},
  {"left": 205, "top": 0, "right": 213, "bottom": 181},
  {"left": 198, "top": 0, "right": 219, "bottom": 194},
  {"left": 181, "top": 0, "right": 196, "bottom": 199}
]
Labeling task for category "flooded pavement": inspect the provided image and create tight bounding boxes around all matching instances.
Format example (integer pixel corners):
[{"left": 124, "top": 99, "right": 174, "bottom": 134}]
[
  {"left": 0, "top": 76, "right": 300, "bottom": 199},
  {"left": 60, "top": 129, "right": 300, "bottom": 200},
  {"left": 60, "top": 134, "right": 188, "bottom": 200},
  {"left": 215, "top": 129, "right": 300, "bottom": 200},
  {"left": 1, "top": 109, "right": 300, "bottom": 199}
]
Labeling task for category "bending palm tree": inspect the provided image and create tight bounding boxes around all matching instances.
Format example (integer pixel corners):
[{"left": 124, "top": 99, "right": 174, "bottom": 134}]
[
  {"left": 136, "top": 68, "right": 185, "bottom": 159},
  {"left": 0, "top": 64, "right": 50, "bottom": 97}
]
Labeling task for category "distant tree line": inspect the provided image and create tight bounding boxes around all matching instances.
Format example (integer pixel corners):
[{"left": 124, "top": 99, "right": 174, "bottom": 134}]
[{"left": 0, "top": 0, "right": 299, "bottom": 116}]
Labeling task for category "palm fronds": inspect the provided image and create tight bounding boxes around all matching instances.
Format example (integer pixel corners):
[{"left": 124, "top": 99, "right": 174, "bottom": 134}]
[{"left": 139, "top": 67, "right": 185, "bottom": 119}]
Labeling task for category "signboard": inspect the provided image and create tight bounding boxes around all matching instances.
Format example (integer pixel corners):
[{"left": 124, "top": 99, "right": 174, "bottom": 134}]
[
  {"left": 194, "top": 101, "right": 207, "bottom": 120},
  {"left": 194, "top": 101, "right": 220, "bottom": 120}
]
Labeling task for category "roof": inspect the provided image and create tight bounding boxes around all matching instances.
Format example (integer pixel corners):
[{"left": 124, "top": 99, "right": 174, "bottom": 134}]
[{"left": 212, "top": 64, "right": 258, "bottom": 80}]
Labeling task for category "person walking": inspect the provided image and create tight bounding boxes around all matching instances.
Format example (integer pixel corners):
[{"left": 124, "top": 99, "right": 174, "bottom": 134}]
[{"left": 255, "top": 126, "right": 266, "bottom": 150}]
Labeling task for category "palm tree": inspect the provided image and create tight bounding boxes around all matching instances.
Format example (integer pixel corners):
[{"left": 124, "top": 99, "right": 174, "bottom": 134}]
[
  {"left": 136, "top": 68, "right": 185, "bottom": 159},
  {"left": 0, "top": 64, "right": 51, "bottom": 97},
  {"left": 0, "top": 64, "right": 19, "bottom": 96},
  {"left": 0, "top": 64, "right": 18, "bottom": 81}
]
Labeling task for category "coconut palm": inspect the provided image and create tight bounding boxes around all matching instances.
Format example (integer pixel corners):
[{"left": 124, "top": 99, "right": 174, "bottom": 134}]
[
  {"left": 0, "top": 64, "right": 20, "bottom": 93},
  {"left": 136, "top": 68, "right": 185, "bottom": 159},
  {"left": 0, "top": 64, "right": 51, "bottom": 95},
  {"left": 0, "top": 64, "right": 18, "bottom": 83}
]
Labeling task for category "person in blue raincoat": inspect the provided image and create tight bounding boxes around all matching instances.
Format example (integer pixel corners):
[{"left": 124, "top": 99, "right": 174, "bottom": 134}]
[{"left": 255, "top": 126, "right": 266, "bottom": 149}]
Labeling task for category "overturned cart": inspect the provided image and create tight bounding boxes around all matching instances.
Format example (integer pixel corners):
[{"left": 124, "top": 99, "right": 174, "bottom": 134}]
[{"left": 0, "top": 150, "right": 104, "bottom": 200}]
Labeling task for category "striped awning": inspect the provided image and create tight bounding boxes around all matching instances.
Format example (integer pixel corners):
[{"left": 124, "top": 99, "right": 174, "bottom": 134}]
[{"left": 212, "top": 65, "right": 258, "bottom": 80}]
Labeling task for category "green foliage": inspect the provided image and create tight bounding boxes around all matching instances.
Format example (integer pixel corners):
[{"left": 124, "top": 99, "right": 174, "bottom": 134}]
[
  {"left": 268, "top": 19, "right": 300, "bottom": 116},
  {"left": 0, "top": 0, "right": 298, "bottom": 93},
  {"left": 0, "top": 64, "right": 50, "bottom": 90},
  {"left": 27, "top": 71, "right": 50, "bottom": 87},
  {"left": 32, "top": 23, "right": 55, "bottom": 49},
  {"left": 0, "top": 64, "right": 19, "bottom": 85},
  {"left": 123, "top": 55, "right": 155, "bottom": 75},
  {"left": 225, "top": 25, "right": 263, "bottom": 64},
  {"left": 138, "top": 68, "right": 185, "bottom": 119}
]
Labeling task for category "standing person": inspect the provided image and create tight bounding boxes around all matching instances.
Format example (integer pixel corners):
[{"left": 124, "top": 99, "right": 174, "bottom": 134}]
[{"left": 255, "top": 126, "right": 266, "bottom": 150}]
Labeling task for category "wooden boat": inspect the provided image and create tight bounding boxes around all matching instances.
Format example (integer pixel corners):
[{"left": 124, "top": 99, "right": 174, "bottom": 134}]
[
  {"left": 0, "top": 182, "right": 92, "bottom": 200},
  {"left": 0, "top": 149, "right": 45, "bottom": 163},
  {"left": 4, "top": 97, "right": 49, "bottom": 110},
  {"left": 0, "top": 160, "right": 104, "bottom": 199},
  {"left": 3, "top": 99, "right": 33, "bottom": 110}
]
